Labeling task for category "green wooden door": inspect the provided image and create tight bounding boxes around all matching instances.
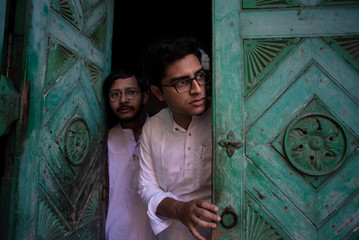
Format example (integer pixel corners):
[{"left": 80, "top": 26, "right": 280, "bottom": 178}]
[
  {"left": 213, "top": 0, "right": 359, "bottom": 239},
  {"left": 0, "top": 0, "right": 113, "bottom": 239}
]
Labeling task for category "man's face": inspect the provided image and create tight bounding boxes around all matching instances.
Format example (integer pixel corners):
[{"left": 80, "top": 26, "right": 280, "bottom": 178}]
[
  {"left": 108, "top": 76, "right": 148, "bottom": 122},
  {"left": 151, "top": 54, "right": 208, "bottom": 126}
]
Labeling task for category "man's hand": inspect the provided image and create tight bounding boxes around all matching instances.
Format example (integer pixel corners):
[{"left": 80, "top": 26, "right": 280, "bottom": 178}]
[{"left": 157, "top": 198, "right": 221, "bottom": 240}]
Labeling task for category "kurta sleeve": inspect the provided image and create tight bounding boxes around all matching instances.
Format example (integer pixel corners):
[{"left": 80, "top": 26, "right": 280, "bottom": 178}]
[{"left": 138, "top": 121, "right": 177, "bottom": 235}]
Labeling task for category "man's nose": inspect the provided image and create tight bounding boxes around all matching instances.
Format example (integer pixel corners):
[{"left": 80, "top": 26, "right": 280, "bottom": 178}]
[
  {"left": 190, "top": 79, "right": 202, "bottom": 94},
  {"left": 119, "top": 93, "right": 128, "bottom": 103}
]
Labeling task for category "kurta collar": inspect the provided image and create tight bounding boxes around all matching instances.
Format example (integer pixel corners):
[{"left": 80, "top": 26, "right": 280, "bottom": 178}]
[{"left": 169, "top": 106, "right": 211, "bottom": 133}]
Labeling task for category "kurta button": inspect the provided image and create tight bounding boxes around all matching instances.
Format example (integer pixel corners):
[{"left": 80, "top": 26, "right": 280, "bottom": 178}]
[
  {"left": 188, "top": 147, "right": 191, "bottom": 150},
  {"left": 187, "top": 162, "right": 190, "bottom": 167},
  {"left": 188, "top": 133, "right": 191, "bottom": 136},
  {"left": 175, "top": 128, "right": 179, "bottom": 131}
]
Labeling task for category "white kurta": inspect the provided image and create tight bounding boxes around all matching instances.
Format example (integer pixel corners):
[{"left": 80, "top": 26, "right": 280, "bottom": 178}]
[
  {"left": 139, "top": 107, "right": 212, "bottom": 240},
  {"left": 106, "top": 122, "right": 157, "bottom": 240}
]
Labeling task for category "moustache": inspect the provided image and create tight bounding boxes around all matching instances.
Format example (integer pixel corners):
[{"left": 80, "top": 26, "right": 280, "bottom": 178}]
[{"left": 116, "top": 105, "right": 135, "bottom": 112}]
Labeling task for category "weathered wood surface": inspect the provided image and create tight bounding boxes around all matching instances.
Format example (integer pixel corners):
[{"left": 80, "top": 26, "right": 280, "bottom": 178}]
[{"left": 213, "top": 0, "right": 359, "bottom": 239}]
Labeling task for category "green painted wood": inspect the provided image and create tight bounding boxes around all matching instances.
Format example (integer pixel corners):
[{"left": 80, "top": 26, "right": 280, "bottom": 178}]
[
  {"left": 0, "top": 75, "right": 20, "bottom": 135},
  {"left": 0, "top": 0, "right": 6, "bottom": 67},
  {"left": 239, "top": 8, "right": 359, "bottom": 38},
  {"left": 213, "top": 0, "right": 359, "bottom": 239},
  {"left": 0, "top": 1, "right": 31, "bottom": 239},
  {"left": 212, "top": 0, "right": 245, "bottom": 238},
  {"left": 11, "top": 0, "right": 114, "bottom": 239}
]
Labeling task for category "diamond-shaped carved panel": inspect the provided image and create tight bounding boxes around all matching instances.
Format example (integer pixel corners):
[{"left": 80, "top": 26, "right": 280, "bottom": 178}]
[
  {"left": 41, "top": 68, "right": 103, "bottom": 204},
  {"left": 272, "top": 97, "right": 359, "bottom": 188},
  {"left": 40, "top": 74, "right": 103, "bottom": 228},
  {"left": 246, "top": 61, "right": 359, "bottom": 229}
]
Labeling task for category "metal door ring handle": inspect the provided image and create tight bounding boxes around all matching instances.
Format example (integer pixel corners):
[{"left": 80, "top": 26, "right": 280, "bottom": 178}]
[{"left": 220, "top": 206, "right": 238, "bottom": 229}]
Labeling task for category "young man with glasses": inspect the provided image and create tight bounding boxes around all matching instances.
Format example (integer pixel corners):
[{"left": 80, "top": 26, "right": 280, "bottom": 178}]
[
  {"left": 102, "top": 68, "right": 157, "bottom": 240},
  {"left": 139, "top": 36, "right": 221, "bottom": 240}
]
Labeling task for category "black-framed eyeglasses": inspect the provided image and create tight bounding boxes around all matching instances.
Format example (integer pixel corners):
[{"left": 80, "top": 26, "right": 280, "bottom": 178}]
[
  {"left": 161, "top": 71, "right": 211, "bottom": 94},
  {"left": 109, "top": 89, "right": 139, "bottom": 101}
]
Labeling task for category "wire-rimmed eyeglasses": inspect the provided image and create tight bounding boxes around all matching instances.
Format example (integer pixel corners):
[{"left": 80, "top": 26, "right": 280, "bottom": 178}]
[{"left": 109, "top": 89, "right": 139, "bottom": 101}]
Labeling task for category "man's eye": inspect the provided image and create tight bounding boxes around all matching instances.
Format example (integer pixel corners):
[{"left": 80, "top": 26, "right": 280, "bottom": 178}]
[
  {"left": 176, "top": 79, "right": 189, "bottom": 87},
  {"left": 197, "top": 72, "right": 205, "bottom": 79},
  {"left": 126, "top": 90, "right": 136, "bottom": 96},
  {"left": 111, "top": 92, "right": 120, "bottom": 97}
]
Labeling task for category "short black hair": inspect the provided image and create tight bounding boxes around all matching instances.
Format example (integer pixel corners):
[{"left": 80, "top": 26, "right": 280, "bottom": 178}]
[{"left": 142, "top": 36, "right": 202, "bottom": 87}]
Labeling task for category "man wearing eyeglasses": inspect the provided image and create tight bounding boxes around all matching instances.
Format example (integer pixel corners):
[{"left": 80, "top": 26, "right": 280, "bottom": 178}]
[
  {"left": 102, "top": 68, "right": 158, "bottom": 240},
  {"left": 138, "top": 36, "right": 221, "bottom": 240}
]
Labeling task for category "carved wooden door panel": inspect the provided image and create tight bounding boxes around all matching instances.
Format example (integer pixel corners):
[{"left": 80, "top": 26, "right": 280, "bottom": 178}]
[
  {"left": 13, "top": 0, "right": 113, "bottom": 239},
  {"left": 213, "top": 0, "right": 359, "bottom": 239}
]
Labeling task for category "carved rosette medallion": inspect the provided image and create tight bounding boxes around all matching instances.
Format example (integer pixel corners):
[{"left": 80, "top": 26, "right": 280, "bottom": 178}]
[
  {"left": 284, "top": 113, "right": 347, "bottom": 175},
  {"left": 64, "top": 117, "right": 90, "bottom": 165}
]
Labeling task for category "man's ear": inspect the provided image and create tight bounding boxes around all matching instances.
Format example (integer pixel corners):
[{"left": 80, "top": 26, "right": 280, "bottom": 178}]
[{"left": 150, "top": 85, "right": 164, "bottom": 101}]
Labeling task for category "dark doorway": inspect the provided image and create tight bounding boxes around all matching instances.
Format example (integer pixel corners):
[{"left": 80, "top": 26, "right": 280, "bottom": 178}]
[
  {"left": 112, "top": 1, "right": 212, "bottom": 71},
  {"left": 111, "top": 1, "right": 212, "bottom": 115}
]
